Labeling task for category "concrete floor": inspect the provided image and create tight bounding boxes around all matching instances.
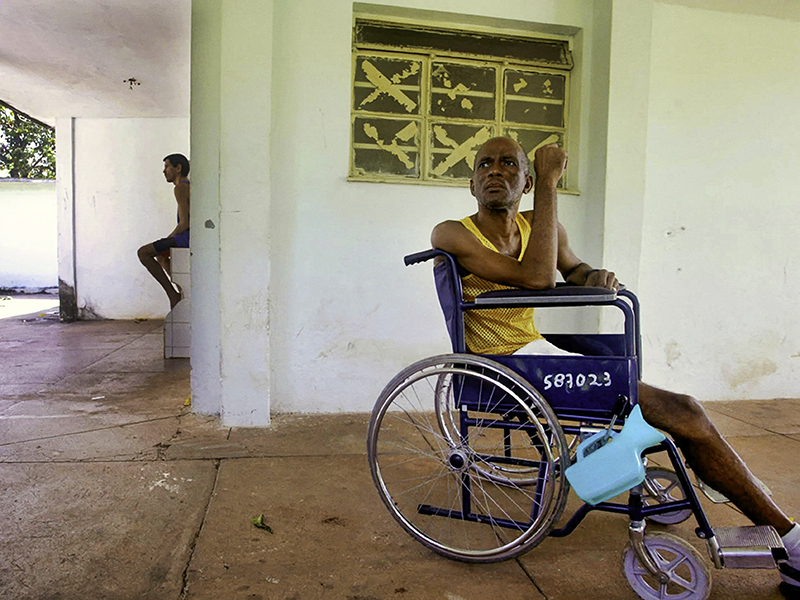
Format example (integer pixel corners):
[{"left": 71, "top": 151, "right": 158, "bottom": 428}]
[{"left": 1, "top": 313, "right": 800, "bottom": 600}]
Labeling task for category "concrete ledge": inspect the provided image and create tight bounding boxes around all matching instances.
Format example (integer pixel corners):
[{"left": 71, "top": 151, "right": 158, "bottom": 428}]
[{"left": 164, "top": 247, "right": 191, "bottom": 358}]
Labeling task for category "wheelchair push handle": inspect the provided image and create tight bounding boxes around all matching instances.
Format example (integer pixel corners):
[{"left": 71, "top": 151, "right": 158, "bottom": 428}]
[{"left": 404, "top": 249, "right": 445, "bottom": 266}]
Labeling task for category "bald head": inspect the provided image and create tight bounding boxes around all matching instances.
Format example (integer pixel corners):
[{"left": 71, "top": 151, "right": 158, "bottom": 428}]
[{"left": 473, "top": 137, "right": 530, "bottom": 176}]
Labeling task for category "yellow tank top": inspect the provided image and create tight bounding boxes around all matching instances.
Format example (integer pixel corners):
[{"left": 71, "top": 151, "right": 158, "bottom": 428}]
[{"left": 459, "top": 214, "right": 543, "bottom": 354}]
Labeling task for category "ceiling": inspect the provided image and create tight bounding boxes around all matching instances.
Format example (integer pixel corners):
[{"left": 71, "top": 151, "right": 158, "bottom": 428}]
[
  {"left": 0, "top": 0, "right": 190, "bottom": 124},
  {"left": 2, "top": 0, "right": 798, "bottom": 127}
]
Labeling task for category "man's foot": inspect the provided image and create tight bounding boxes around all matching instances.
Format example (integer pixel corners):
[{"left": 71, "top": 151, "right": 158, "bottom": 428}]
[
  {"left": 780, "top": 561, "right": 800, "bottom": 587},
  {"left": 168, "top": 287, "right": 183, "bottom": 309},
  {"left": 780, "top": 523, "right": 800, "bottom": 587}
]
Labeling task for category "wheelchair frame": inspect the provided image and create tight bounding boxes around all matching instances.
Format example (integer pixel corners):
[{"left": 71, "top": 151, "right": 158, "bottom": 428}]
[
  {"left": 367, "top": 249, "right": 787, "bottom": 599},
  {"left": 414, "top": 248, "right": 710, "bottom": 526}
]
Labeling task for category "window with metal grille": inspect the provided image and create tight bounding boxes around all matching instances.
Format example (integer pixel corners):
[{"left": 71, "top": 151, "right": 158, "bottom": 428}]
[{"left": 349, "top": 19, "right": 573, "bottom": 188}]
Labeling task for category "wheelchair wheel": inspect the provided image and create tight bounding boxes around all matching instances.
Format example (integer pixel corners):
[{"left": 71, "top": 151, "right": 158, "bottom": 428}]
[
  {"left": 367, "top": 354, "right": 570, "bottom": 563},
  {"left": 643, "top": 467, "right": 693, "bottom": 525},
  {"left": 622, "top": 532, "right": 711, "bottom": 600}
]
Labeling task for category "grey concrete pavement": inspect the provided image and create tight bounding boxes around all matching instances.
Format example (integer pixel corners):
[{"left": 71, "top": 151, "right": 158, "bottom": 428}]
[{"left": 1, "top": 312, "right": 799, "bottom": 599}]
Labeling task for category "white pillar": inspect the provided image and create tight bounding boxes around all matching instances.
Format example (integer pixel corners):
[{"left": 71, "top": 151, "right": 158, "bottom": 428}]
[
  {"left": 599, "top": 0, "right": 654, "bottom": 333},
  {"left": 55, "top": 118, "right": 78, "bottom": 321},
  {"left": 191, "top": 0, "right": 273, "bottom": 425},
  {"left": 602, "top": 0, "right": 654, "bottom": 291},
  {"left": 189, "top": 0, "right": 223, "bottom": 416}
]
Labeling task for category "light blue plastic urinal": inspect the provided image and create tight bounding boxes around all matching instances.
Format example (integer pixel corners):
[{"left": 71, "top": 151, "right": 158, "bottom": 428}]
[{"left": 565, "top": 405, "right": 666, "bottom": 505}]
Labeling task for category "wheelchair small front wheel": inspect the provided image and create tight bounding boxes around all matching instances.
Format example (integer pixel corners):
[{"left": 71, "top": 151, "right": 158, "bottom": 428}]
[
  {"left": 643, "top": 467, "right": 693, "bottom": 525},
  {"left": 367, "top": 354, "right": 570, "bottom": 563},
  {"left": 622, "top": 532, "right": 711, "bottom": 600}
]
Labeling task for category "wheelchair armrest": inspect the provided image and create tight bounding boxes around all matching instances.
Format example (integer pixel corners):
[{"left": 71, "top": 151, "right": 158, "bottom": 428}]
[
  {"left": 404, "top": 249, "right": 448, "bottom": 266},
  {"left": 473, "top": 283, "right": 619, "bottom": 307}
]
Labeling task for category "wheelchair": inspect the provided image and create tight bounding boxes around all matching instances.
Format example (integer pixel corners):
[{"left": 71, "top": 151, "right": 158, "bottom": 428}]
[{"left": 367, "top": 249, "right": 788, "bottom": 600}]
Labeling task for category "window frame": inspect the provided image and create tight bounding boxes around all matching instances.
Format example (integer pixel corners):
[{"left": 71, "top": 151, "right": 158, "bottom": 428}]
[{"left": 348, "top": 18, "right": 575, "bottom": 190}]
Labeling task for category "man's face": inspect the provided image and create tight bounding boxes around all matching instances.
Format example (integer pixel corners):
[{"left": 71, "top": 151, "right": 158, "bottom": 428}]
[
  {"left": 469, "top": 138, "right": 533, "bottom": 210},
  {"left": 163, "top": 159, "right": 179, "bottom": 182}
]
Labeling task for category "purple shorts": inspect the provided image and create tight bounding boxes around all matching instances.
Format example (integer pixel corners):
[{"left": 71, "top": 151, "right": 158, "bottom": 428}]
[{"left": 152, "top": 229, "right": 190, "bottom": 254}]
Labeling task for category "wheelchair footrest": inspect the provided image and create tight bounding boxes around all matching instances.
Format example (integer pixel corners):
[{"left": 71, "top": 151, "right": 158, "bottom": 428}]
[{"left": 712, "top": 526, "right": 788, "bottom": 569}]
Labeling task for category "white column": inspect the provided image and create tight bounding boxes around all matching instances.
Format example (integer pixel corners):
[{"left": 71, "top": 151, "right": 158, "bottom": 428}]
[
  {"left": 190, "top": 0, "right": 273, "bottom": 425},
  {"left": 190, "top": 1, "right": 223, "bottom": 415},
  {"left": 217, "top": 0, "right": 273, "bottom": 426},
  {"left": 602, "top": 0, "right": 654, "bottom": 290},
  {"left": 55, "top": 118, "right": 77, "bottom": 321},
  {"left": 600, "top": 0, "right": 654, "bottom": 331}
]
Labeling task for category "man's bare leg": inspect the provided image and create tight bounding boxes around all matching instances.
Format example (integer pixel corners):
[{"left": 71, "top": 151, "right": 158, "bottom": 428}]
[
  {"left": 156, "top": 252, "right": 182, "bottom": 297},
  {"left": 638, "top": 382, "right": 793, "bottom": 536},
  {"left": 137, "top": 243, "right": 182, "bottom": 309},
  {"left": 156, "top": 253, "right": 171, "bottom": 277}
]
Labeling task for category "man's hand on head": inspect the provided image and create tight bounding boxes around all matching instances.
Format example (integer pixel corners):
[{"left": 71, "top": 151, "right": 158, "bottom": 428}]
[
  {"left": 533, "top": 144, "right": 568, "bottom": 188},
  {"left": 586, "top": 268, "right": 619, "bottom": 292}
]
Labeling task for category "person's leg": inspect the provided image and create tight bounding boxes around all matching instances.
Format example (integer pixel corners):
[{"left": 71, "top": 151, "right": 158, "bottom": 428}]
[
  {"left": 640, "top": 383, "right": 800, "bottom": 585},
  {"left": 514, "top": 348, "right": 799, "bottom": 582},
  {"left": 514, "top": 338, "right": 582, "bottom": 356},
  {"left": 169, "top": 230, "right": 190, "bottom": 296},
  {"left": 156, "top": 251, "right": 171, "bottom": 277},
  {"left": 137, "top": 242, "right": 182, "bottom": 308},
  {"left": 637, "top": 382, "right": 793, "bottom": 535}
]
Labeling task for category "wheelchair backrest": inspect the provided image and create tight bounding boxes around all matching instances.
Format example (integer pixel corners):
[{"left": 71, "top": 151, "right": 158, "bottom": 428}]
[{"left": 432, "top": 254, "right": 466, "bottom": 353}]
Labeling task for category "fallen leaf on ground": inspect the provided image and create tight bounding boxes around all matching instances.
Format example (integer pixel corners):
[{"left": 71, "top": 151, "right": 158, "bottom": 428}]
[{"left": 252, "top": 514, "right": 274, "bottom": 533}]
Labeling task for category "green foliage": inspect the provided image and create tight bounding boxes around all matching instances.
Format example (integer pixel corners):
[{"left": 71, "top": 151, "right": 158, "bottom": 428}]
[{"left": 0, "top": 105, "right": 55, "bottom": 179}]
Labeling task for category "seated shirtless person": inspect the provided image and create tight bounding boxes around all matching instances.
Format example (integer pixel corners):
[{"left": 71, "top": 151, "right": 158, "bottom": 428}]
[
  {"left": 137, "top": 153, "right": 190, "bottom": 309},
  {"left": 431, "top": 136, "right": 799, "bottom": 587}
]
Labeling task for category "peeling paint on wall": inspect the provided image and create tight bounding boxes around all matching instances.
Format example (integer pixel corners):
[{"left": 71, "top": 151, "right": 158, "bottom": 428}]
[
  {"left": 723, "top": 358, "right": 778, "bottom": 389},
  {"left": 665, "top": 226, "right": 686, "bottom": 239},
  {"left": 664, "top": 341, "right": 681, "bottom": 368},
  {"left": 362, "top": 121, "right": 417, "bottom": 169},
  {"left": 79, "top": 301, "right": 102, "bottom": 321},
  {"left": 359, "top": 60, "right": 418, "bottom": 113},
  {"left": 431, "top": 126, "right": 491, "bottom": 176}
]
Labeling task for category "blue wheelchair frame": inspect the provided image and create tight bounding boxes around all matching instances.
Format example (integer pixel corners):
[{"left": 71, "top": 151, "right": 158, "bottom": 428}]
[{"left": 404, "top": 248, "right": 716, "bottom": 542}]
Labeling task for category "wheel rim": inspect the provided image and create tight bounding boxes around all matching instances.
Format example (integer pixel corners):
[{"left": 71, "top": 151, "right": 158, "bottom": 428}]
[
  {"left": 623, "top": 533, "right": 711, "bottom": 600},
  {"left": 643, "top": 467, "right": 693, "bottom": 525},
  {"left": 368, "top": 355, "right": 569, "bottom": 561}
]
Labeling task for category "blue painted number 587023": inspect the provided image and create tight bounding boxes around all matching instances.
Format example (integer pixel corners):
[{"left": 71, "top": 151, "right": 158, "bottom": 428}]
[{"left": 543, "top": 372, "right": 611, "bottom": 391}]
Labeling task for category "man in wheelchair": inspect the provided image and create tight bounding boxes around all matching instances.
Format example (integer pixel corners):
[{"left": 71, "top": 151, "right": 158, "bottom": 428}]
[{"left": 430, "top": 135, "right": 799, "bottom": 587}]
